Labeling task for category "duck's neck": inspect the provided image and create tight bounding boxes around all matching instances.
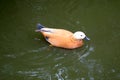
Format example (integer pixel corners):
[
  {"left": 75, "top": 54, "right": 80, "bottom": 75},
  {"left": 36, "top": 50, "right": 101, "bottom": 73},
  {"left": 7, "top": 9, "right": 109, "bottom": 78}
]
[{"left": 70, "top": 36, "right": 82, "bottom": 42}]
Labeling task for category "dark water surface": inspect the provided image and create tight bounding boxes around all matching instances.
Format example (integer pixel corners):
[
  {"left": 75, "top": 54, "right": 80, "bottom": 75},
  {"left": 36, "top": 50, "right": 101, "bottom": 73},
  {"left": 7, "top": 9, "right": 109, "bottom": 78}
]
[{"left": 0, "top": 0, "right": 120, "bottom": 80}]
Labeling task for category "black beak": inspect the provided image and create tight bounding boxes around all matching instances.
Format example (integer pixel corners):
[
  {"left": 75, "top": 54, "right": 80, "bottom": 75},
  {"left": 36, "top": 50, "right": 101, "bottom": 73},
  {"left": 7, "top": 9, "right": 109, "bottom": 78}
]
[{"left": 84, "top": 36, "right": 90, "bottom": 41}]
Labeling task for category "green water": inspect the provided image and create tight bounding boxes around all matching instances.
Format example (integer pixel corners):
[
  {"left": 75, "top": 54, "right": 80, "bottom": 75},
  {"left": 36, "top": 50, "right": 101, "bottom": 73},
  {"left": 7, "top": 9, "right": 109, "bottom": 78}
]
[{"left": 0, "top": 0, "right": 120, "bottom": 80}]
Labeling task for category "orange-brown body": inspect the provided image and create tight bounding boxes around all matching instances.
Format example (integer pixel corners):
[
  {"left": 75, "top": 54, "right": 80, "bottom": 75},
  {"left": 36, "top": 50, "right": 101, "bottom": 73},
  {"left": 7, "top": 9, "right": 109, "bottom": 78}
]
[{"left": 39, "top": 28, "right": 84, "bottom": 49}]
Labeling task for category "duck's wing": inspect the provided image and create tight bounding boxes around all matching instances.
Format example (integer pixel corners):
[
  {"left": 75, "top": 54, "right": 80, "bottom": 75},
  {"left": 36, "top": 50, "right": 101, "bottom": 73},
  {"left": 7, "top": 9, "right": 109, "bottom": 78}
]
[
  {"left": 41, "top": 28, "right": 72, "bottom": 36},
  {"left": 40, "top": 28, "right": 58, "bottom": 41},
  {"left": 41, "top": 28, "right": 73, "bottom": 41},
  {"left": 41, "top": 28, "right": 54, "bottom": 33}
]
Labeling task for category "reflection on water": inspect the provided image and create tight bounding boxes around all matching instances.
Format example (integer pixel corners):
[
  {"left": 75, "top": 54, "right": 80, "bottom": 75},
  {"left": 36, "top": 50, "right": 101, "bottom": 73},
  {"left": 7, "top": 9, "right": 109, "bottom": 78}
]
[
  {"left": 11, "top": 44, "right": 107, "bottom": 80},
  {"left": 0, "top": 0, "right": 120, "bottom": 80},
  {"left": 12, "top": 44, "right": 101, "bottom": 80}
]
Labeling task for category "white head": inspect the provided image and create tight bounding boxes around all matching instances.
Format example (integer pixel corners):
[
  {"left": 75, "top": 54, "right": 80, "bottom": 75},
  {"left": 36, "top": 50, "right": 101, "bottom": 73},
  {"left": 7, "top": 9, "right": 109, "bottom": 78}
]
[
  {"left": 73, "top": 31, "right": 89, "bottom": 40},
  {"left": 73, "top": 31, "right": 86, "bottom": 39}
]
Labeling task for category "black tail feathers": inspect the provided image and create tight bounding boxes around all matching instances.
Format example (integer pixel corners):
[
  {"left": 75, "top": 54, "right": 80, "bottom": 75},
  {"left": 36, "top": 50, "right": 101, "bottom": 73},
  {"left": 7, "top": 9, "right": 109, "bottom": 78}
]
[{"left": 37, "top": 23, "right": 44, "bottom": 29}]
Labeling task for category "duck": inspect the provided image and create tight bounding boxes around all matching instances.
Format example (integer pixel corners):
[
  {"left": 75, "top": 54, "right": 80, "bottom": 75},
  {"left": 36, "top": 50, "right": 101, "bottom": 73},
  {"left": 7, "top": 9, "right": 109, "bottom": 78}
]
[{"left": 35, "top": 23, "right": 90, "bottom": 49}]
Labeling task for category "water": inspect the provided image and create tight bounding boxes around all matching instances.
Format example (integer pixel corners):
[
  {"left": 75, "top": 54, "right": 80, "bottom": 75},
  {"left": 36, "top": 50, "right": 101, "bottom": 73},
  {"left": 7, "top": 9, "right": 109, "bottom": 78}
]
[{"left": 0, "top": 0, "right": 120, "bottom": 80}]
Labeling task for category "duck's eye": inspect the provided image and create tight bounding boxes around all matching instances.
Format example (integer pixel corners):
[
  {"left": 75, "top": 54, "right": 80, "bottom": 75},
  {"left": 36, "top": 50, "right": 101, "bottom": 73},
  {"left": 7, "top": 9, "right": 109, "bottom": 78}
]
[{"left": 80, "top": 35, "right": 83, "bottom": 37}]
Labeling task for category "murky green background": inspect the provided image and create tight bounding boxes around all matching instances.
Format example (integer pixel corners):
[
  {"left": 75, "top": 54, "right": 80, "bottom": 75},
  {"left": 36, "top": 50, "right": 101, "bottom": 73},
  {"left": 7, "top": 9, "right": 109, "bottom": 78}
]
[{"left": 0, "top": 0, "right": 120, "bottom": 80}]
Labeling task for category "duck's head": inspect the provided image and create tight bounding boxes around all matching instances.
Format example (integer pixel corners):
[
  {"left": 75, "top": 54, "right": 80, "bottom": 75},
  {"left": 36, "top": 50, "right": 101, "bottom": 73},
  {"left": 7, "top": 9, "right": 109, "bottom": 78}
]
[{"left": 73, "top": 31, "right": 90, "bottom": 40}]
